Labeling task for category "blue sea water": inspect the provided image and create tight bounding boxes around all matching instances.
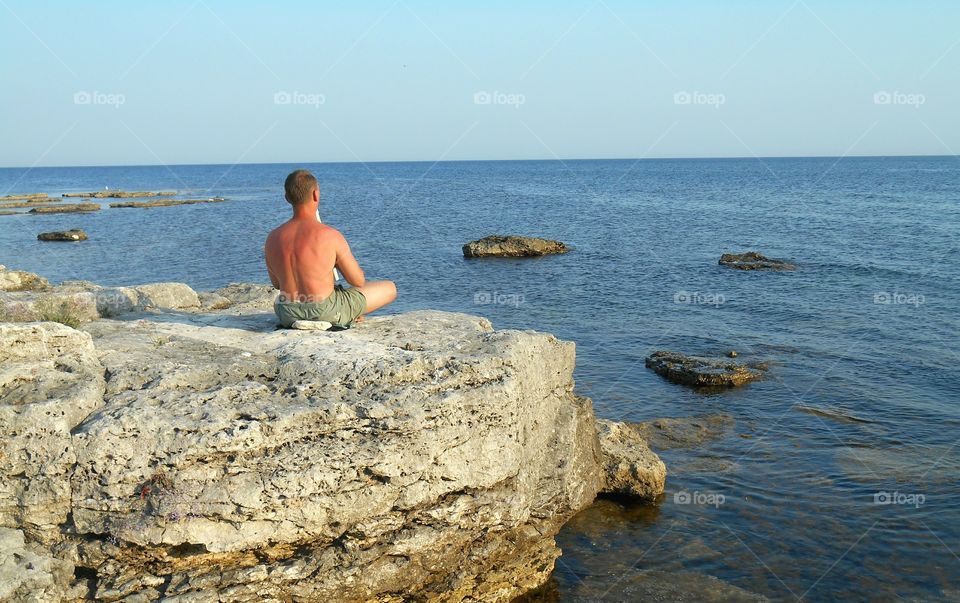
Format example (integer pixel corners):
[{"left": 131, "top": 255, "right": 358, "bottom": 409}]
[{"left": 1, "top": 157, "right": 958, "bottom": 601}]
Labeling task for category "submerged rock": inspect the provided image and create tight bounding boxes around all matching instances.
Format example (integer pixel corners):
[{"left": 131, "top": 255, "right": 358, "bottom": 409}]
[
  {"left": 37, "top": 229, "right": 88, "bottom": 241},
  {"left": 0, "top": 277, "right": 665, "bottom": 602},
  {"left": 463, "top": 235, "right": 569, "bottom": 258},
  {"left": 631, "top": 414, "right": 736, "bottom": 451},
  {"left": 719, "top": 251, "right": 796, "bottom": 271},
  {"left": 645, "top": 351, "right": 767, "bottom": 387}
]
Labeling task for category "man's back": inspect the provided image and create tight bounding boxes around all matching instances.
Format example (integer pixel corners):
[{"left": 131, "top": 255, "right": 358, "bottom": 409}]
[{"left": 264, "top": 219, "right": 339, "bottom": 301}]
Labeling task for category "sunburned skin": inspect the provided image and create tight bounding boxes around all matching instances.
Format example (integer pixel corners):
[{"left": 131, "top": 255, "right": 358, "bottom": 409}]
[{"left": 264, "top": 178, "right": 396, "bottom": 318}]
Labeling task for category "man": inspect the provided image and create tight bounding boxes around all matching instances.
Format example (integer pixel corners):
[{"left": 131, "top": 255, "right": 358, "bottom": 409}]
[{"left": 265, "top": 169, "right": 396, "bottom": 328}]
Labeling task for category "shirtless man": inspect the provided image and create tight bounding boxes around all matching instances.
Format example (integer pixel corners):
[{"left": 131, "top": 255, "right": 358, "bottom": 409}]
[{"left": 265, "top": 169, "right": 396, "bottom": 328}]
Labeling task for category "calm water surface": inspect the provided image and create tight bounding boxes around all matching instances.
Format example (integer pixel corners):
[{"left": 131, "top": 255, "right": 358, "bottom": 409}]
[{"left": 1, "top": 157, "right": 958, "bottom": 601}]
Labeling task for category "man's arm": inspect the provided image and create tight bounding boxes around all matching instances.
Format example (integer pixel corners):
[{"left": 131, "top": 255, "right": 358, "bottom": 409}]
[
  {"left": 334, "top": 230, "right": 365, "bottom": 288},
  {"left": 264, "top": 241, "right": 281, "bottom": 289}
]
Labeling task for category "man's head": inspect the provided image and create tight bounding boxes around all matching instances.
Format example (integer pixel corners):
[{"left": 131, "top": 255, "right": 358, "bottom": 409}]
[{"left": 284, "top": 169, "right": 319, "bottom": 206}]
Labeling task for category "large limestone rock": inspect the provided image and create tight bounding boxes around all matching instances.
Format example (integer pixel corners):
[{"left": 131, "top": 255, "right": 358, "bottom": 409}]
[
  {"left": 132, "top": 282, "right": 200, "bottom": 310},
  {"left": 0, "top": 293, "right": 665, "bottom": 602},
  {"left": 596, "top": 419, "right": 667, "bottom": 500},
  {"left": 0, "top": 265, "right": 49, "bottom": 292},
  {"left": 0, "top": 323, "right": 105, "bottom": 540},
  {"left": 0, "top": 528, "right": 83, "bottom": 602}
]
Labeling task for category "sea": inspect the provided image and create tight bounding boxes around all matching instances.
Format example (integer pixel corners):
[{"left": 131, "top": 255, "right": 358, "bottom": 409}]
[{"left": 1, "top": 157, "right": 957, "bottom": 602}]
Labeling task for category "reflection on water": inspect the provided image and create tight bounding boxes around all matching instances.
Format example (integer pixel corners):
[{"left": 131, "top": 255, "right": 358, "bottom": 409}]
[{"left": 0, "top": 157, "right": 958, "bottom": 601}]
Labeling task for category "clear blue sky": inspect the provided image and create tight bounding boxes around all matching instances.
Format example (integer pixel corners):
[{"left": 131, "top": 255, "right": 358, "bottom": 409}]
[{"left": 1, "top": 1, "right": 957, "bottom": 167}]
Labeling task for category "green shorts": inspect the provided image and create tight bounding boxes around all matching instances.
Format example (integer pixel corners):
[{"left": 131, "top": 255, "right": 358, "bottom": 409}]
[{"left": 274, "top": 285, "right": 367, "bottom": 328}]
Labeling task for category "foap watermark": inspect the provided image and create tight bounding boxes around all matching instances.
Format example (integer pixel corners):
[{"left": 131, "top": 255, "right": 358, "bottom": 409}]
[
  {"left": 74, "top": 90, "right": 125, "bottom": 108},
  {"left": 674, "top": 489, "right": 725, "bottom": 508},
  {"left": 873, "top": 91, "right": 925, "bottom": 108},
  {"left": 873, "top": 291, "right": 924, "bottom": 307},
  {"left": 874, "top": 491, "right": 925, "bottom": 508},
  {"left": 474, "top": 291, "right": 525, "bottom": 307},
  {"left": 674, "top": 290, "right": 725, "bottom": 307},
  {"left": 473, "top": 90, "right": 525, "bottom": 108},
  {"left": 674, "top": 90, "right": 725, "bottom": 108},
  {"left": 274, "top": 90, "right": 325, "bottom": 108}
]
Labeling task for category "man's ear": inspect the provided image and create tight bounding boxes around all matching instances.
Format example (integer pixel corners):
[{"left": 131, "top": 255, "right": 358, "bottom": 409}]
[{"left": 313, "top": 188, "right": 320, "bottom": 203}]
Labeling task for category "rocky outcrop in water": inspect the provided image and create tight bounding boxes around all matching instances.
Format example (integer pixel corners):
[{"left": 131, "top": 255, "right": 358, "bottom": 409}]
[
  {"left": 718, "top": 251, "right": 796, "bottom": 271},
  {"left": 0, "top": 273, "right": 665, "bottom": 602},
  {"left": 38, "top": 229, "right": 88, "bottom": 241},
  {"left": 463, "top": 235, "right": 569, "bottom": 258},
  {"left": 63, "top": 191, "right": 177, "bottom": 198},
  {"left": 28, "top": 203, "right": 101, "bottom": 214},
  {"left": 109, "top": 197, "right": 226, "bottom": 208},
  {"left": 645, "top": 351, "right": 767, "bottom": 387}
]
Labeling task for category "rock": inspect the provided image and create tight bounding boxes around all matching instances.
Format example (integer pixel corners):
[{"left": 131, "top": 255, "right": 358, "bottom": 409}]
[
  {"left": 109, "top": 198, "right": 226, "bottom": 209},
  {"left": 0, "top": 528, "right": 84, "bottom": 602},
  {"left": 197, "top": 291, "right": 233, "bottom": 311},
  {"left": 28, "top": 203, "right": 100, "bottom": 214},
  {"left": 726, "top": 350, "right": 738, "bottom": 358},
  {"left": 719, "top": 251, "right": 796, "bottom": 271},
  {"left": 570, "top": 569, "right": 767, "bottom": 602},
  {"left": 0, "top": 323, "right": 105, "bottom": 540},
  {"left": 630, "top": 414, "right": 736, "bottom": 451},
  {"left": 37, "top": 229, "right": 88, "bottom": 242},
  {"left": 211, "top": 282, "right": 277, "bottom": 311},
  {"left": 132, "top": 282, "right": 200, "bottom": 310},
  {"left": 0, "top": 193, "right": 47, "bottom": 201},
  {"left": 0, "top": 266, "right": 50, "bottom": 292},
  {"left": 0, "top": 288, "right": 665, "bottom": 601},
  {"left": 645, "top": 351, "right": 766, "bottom": 387},
  {"left": 463, "top": 235, "right": 569, "bottom": 258},
  {"left": 62, "top": 191, "right": 177, "bottom": 198},
  {"left": 291, "top": 319, "right": 333, "bottom": 330},
  {"left": 596, "top": 419, "right": 667, "bottom": 500}
]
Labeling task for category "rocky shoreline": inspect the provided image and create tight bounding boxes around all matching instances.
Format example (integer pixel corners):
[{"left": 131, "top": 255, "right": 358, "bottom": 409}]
[{"left": 0, "top": 267, "right": 666, "bottom": 602}]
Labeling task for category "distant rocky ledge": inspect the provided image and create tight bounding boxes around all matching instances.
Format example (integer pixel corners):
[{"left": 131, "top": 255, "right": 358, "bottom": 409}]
[
  {"left": 110, "top": 197, "right": 225, "bottom": 209},
  {"left": 463, "top": 235, "right": 569, "bottom": 258},
  {"left": 28, "top": 203, "right": 101, "bottom": 214},
  {"left": 38, "top": 229, "right": 88, "bottom": 242},
  {"left": 63, "top": 191, "right": 177, "bottom": 198},
  {"left": 646, "top": 350, "right": 768, "bottom": 387},
  {"left": 0, "top": 266, "right": 665, "bottom": 602}
]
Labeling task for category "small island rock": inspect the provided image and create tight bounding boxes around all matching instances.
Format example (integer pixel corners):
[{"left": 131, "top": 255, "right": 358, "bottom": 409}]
[
  {"left": 645, "top": 350, "right": 767, "bottom": 387},
  {"left": 719, "top": 251, "right": 796, "bottom": 271},
  {"left": 37, "top": 229, "right": 88, "bottom": 242},
  {"left": 463, "top": 235, "right": 569, "bottom": 258}
]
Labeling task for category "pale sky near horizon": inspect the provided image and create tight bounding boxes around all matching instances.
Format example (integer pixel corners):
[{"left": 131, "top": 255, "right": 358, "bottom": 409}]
[{"left": 1, "top": 1, "right": 957, "bottom": 167}]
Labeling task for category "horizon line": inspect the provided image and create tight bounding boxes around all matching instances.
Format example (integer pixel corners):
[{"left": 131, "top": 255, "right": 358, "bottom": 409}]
[{"left": 1, "top": 152, "right": 956, "bottom": 171}]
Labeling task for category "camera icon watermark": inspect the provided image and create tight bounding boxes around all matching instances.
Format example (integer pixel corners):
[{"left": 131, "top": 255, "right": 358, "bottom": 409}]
[
  {"left": 474, "top": 290, "right": 525, "bottom": 308},
  {"left": 473, "top": 90, "right": 526, "bottom": 108},
  {"left": 273, "top": 90, "right": 325, "bottom": 108},
  {"left": 674, "top": 489, "right": 725, "bottom": 508},
  {"left": 73, "top": 90, "right": 125, "bottom": 108},
  {"left": 674, "top": 290, "right": 725, "bottom": 307},
  {"left": 873, "top": 91, "right": 925, "bottom": 108},
  {"left": 873, "top": 491, "right": 925, "bottom": 508},
  {"left": 873, "top": 291, "right": 924, "bottom": 307},
  {"left": 674, "top": 90, "right": 725, "bottom": 108}
]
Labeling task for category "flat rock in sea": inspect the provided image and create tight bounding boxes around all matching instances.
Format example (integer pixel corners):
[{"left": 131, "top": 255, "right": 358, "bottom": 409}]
[
  {"left": 719, "top": 251, "right": 796, "bottom": 271},
  {"left": 28, "top": 203, "right": 100, "bottom": 214},
  {"left": 62, "top": 191, "right": 177, "bottom": 198},
  {"left": 463, "top": 235, "right": 569, "bottom": 258},
  {"left": 109, "top": 197, "right": 226, "bottom": 208},
  {"left": 37, "top": 229, "right": 88, "bottom": 242},
  {"left": 0, "top": 274, "right": 665, "bottom": 602},
  {"left": 645, "top": 351, "right": 767, "bottom": 387}
]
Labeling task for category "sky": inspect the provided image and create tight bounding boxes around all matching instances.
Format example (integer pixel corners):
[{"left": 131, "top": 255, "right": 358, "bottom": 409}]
[{"left": 1, "top": 0, "right": 958, "bottom": 167}]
